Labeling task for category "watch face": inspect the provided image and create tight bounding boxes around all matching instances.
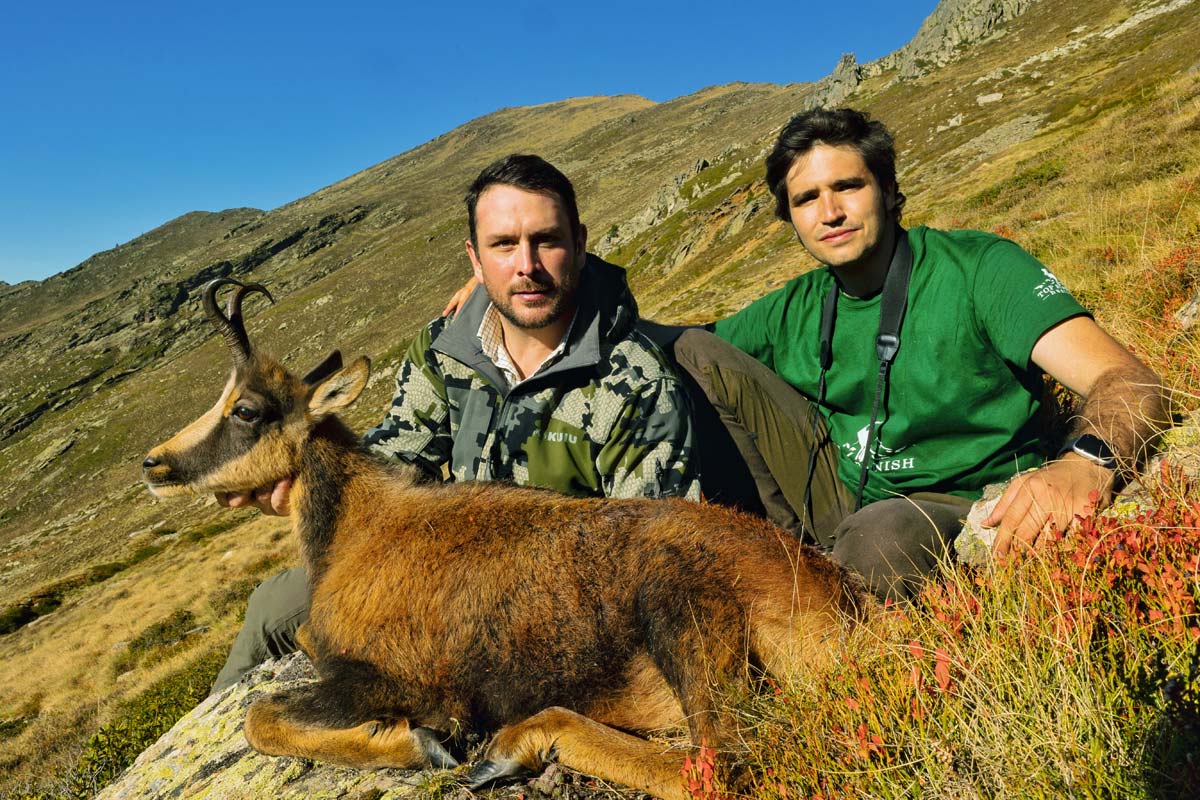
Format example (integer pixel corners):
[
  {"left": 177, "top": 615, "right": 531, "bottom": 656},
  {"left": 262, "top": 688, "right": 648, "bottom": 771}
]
[{"left": 1071, "top": 434, "right": 1116, "bottom": 466}]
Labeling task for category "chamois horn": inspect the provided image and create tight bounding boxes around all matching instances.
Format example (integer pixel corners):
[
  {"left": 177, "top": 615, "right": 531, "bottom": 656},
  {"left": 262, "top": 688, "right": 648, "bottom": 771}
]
[{"left": 202, "top": 278, "right": 274, "bottom": 366}]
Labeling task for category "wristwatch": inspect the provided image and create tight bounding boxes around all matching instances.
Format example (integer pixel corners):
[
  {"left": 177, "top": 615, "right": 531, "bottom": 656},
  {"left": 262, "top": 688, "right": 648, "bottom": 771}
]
[{"left": 1058, "top": 434, "right": 1118, "bottom": 469}]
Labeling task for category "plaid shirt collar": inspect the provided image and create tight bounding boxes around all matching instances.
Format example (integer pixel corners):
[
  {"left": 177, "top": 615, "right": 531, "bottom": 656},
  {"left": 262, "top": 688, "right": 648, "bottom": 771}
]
[{"left": 477, "top": 303, "right": 577, "bottom": 389}]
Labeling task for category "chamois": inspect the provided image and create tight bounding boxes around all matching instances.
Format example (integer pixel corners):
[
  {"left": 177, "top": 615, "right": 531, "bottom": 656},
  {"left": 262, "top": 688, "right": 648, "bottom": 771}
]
[{"left": 143, "top": 278, "right": 868, "bottom": 800}]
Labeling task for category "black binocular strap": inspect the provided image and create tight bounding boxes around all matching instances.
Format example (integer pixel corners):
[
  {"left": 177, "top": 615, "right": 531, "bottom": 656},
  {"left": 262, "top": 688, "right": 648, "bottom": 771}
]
[{"left": 813, "top": 227, "right": 914, "bottom": 515}]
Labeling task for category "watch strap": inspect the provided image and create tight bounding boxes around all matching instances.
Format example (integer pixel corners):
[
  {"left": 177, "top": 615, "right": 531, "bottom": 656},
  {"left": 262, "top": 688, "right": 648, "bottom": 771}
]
[{"left": 1058, "top": 434, "right": 1117, "bottom": 468}]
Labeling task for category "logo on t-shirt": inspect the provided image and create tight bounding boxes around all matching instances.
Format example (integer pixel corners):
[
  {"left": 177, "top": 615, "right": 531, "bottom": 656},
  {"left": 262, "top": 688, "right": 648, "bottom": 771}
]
[
  {"left": 841, "top": 422, "right": 913, "bottom": 472},
  {"left": 1034, "top": 267, "right": 1069, "bottom": 300}
]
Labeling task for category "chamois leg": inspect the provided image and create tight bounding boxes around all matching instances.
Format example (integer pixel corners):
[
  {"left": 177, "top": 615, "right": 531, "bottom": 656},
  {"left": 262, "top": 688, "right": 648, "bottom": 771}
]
[
  {"left": 244, "top": 686, "right": 457, "bottom": 770},
  {"left": 644, "top": 598, "right": 748, "bottom": 751},
  {"left": 464, "top": 707, "right": 688, "bottom": 800},
  {"left": 743, "top": 563, "right": 858, "bottom": 682}
]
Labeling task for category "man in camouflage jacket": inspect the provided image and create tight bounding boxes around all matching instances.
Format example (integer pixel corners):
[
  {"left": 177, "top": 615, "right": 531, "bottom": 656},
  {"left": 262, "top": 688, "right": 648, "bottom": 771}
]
[
  {"left": 211, "top": 154, "right": 697, "bottom": 692},
  {"left": 362, "top": 252, "right": 698, "bottom": 500}
]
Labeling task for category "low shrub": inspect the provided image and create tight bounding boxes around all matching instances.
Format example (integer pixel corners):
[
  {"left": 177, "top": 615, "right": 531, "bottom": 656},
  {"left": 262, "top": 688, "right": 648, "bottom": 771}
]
[
  {"left": 968, "top": 160, "right": 1066, "bottom": 210},
  {"left": 66, "top": 649, "right": 224, "bottom": 798},
  {"left": 0, "top": 545, "right": 165, "bottom": 637},
  {"left": 694, "top": 464, "right": 1200, "bottom": 799},
  {"left": 111, "top": 610, "right": 200, "bottom": 676}
]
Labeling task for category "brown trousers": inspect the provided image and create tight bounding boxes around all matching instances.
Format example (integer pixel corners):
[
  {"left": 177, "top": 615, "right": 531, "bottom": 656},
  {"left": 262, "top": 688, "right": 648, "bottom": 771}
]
[{"left": 661, "top": 327, "right": 972, "bottom": 603}]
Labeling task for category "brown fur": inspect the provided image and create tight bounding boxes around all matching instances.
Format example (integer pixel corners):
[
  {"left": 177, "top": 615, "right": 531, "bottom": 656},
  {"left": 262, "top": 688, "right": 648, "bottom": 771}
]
[{"left": 145, "top": 344, "right": 868, "bottom": 799}]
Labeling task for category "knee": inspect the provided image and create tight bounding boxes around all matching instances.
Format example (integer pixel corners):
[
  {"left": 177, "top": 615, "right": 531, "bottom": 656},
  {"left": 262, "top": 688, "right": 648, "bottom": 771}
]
[
  {"left": 245, "top": 570, "right": 291, "bottom": 623},
  {"left": 830, "top": 500, "right": 947, "bottom": 601},
  {"left": 674, "top": 328, "right": 746, "bottom": 378},
  {"left": 243, "top": 568, "right": 310, "bottom": 642}
]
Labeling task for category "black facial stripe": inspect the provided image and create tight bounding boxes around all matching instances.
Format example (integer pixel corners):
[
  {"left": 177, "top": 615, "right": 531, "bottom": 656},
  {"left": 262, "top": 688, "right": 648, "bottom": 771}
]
[{"left": 166, "top": 412, "right": 269, "bottom": 486}]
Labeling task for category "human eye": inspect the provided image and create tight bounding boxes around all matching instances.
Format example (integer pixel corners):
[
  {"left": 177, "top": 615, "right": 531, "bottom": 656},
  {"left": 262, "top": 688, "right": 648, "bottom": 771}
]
[{"left": 532, "top": 232, "right": 566, "bottom": 249}]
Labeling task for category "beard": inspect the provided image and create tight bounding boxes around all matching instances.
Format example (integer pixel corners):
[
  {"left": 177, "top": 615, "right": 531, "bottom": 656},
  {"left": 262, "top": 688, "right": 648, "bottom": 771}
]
[{"left": 489, "top": 271, "right": 580, "bottom": 331}]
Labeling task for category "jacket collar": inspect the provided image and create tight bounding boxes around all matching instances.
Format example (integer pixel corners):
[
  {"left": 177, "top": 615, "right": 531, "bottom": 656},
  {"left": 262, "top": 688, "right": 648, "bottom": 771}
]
[{"left": 431, "top": 254, "right": 636, "bottom": 395}]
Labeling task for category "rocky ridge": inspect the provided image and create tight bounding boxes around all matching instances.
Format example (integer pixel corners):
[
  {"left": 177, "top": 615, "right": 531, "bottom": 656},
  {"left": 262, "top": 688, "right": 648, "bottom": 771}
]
[{"left": 808, "top": 0, "right": 1041, "bottom": 106}]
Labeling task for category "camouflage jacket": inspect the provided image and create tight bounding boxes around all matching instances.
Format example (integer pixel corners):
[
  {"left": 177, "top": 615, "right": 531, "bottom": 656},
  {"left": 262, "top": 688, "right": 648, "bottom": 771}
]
[{"left": 362, "top": 256, "right": 700, "bottom": 500}]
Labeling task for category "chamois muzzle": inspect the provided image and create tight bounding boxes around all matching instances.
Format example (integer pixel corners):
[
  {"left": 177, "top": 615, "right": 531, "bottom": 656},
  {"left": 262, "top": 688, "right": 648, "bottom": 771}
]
[{"left": 203, "top": 277, "right": 275, "bottom": 367}]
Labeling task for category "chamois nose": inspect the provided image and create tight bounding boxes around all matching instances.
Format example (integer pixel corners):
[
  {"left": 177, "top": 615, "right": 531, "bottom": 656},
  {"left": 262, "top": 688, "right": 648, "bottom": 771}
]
[{"left": 143, "top": 455, "right": 160, "bottom": 469}]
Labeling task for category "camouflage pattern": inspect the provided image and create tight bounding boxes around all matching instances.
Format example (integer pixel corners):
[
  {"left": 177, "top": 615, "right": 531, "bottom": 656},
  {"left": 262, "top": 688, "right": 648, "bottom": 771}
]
[{"left": 363, "top": 256, "right": 699, "bottom": 500}]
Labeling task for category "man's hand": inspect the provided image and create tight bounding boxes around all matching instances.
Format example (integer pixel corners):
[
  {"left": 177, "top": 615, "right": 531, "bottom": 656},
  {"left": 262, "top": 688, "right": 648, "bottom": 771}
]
[
  {"left": 441, "top": 276, "right": 479, "bottom": 318},
  {"left": 985, "top": 455, "right": 1114, "bottom": 559},
  {"left": 217, "top": 477, "right": 293, "bottom": 516}
]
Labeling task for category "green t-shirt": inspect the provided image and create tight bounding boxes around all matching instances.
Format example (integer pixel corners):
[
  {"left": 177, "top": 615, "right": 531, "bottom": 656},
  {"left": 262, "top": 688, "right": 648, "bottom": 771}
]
[{"left": 712, "top": 226, "right": 1087, "bottom": 504}]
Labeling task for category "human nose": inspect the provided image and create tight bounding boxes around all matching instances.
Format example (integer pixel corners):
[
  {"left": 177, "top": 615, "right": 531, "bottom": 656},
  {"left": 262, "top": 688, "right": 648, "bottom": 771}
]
[
  {"left": 515, "top": 240, "right": 540, "bottom": 275},
  {"left": 817, "top": 191, "right": 843, "bottom": 224}
]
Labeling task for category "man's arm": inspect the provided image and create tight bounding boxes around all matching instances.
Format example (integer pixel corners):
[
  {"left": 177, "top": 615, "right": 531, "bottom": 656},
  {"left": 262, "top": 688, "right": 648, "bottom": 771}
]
[
  {"left": 597, "top": 377, "right": 701, "bottom": 501},
  {"left": 360, "top": 323, "right": 453, "bottom": 479},
  {"left": 987, "top": 315, "right": 1170, "bottom": 557},
  {"left": 442, "top": 276, "right": 479, "bottom": 318}
]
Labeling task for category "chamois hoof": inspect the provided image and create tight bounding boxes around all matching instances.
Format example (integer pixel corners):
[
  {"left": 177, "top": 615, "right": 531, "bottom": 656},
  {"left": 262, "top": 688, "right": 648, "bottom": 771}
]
[
  {"left": 462, "top": 756, "right": 530, "bottom": 790},
  {"left": 412, "top": 726, "right": 460, "bottom": 769}
]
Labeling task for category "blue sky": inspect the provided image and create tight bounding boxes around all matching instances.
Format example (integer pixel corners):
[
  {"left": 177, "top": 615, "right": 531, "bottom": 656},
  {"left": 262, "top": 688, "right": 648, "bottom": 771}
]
[{"left": 0, "top": 0, "right": 937, "bottom": 285}]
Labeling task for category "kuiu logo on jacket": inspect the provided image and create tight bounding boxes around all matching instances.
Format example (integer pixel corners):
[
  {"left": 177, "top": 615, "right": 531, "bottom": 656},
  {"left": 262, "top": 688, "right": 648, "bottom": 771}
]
[{"left": 537, "top": 430, "right": 580, "bottom": 444}]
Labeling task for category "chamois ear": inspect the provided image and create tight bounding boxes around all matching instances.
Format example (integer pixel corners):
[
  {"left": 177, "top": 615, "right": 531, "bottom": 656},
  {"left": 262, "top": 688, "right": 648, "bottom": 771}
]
[
  {"left": 307, "top": 356, "right": 370, "bottom": 419},
  {"left": 302, "top": 350, "right": 344, "bottom": 386}
]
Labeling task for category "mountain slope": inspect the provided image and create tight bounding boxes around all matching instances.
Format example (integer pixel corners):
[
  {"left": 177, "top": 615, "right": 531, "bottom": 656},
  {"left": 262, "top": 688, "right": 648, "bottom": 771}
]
[{"left": 1, "top": 0, "right": 1198, "bottom": 793}]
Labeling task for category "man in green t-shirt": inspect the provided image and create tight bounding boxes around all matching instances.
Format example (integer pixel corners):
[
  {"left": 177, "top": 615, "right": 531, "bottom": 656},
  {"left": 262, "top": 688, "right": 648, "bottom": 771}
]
[{"left": 669, "top": 107, "right": 1167, "bottom": 599}]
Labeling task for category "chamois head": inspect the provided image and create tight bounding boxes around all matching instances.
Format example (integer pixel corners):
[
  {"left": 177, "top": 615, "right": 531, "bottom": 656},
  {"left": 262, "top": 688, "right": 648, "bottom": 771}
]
[{"left": 142, "top": 278, "right": 370, "bottom": 498}]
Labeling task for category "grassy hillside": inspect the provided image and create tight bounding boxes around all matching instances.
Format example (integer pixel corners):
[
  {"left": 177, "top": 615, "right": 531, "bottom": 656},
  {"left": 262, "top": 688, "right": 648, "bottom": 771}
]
[{"left": 1, "top": 0, "right": 1198, "bottom": 795}]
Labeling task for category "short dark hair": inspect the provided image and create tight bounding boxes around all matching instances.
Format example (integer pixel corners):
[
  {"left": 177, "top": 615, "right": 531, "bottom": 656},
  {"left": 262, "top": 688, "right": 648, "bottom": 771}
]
[
  {"left": 765, "top": 107, "right": 906, "bottom": 222},
  {"left": 465, "top": 154, "right": 581, "bottom": 246}
]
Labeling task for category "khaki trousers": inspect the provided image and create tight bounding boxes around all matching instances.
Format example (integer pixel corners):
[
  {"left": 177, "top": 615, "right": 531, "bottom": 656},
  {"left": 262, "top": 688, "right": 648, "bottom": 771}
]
[{"left": 667, "top": 328, "right": 972, "bottom": 603}]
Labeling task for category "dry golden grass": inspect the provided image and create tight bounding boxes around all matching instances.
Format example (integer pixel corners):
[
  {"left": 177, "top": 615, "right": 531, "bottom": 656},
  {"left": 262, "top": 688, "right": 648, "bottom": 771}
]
[{"left": 0, "top": 511, "right": 293, "bottom": 792}]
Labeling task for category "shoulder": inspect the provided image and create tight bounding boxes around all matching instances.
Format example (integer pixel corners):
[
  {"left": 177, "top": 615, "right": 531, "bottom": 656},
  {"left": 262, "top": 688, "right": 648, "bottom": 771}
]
[
  {"left": 400, "top": 315, "right": 484, "bottom": 387},
  {"left": 913, "top": 226, "right": 1039, "bottom": 267},
  {"left": 406, "top": 316, "right": 443, "bottom": 354},
  {"left": 605, "top": 328, "right": 682, "bottom": 389}
]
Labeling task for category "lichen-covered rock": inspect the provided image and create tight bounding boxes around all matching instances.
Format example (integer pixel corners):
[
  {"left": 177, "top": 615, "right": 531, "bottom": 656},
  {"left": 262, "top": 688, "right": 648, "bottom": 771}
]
[
  {"left": 94, "top": 653, "right": 453, "bottom": 800},
  {"left": 954, "top": 481, "right": 1007, "bottom": 567},
  {"left": 95, "top": 651, "right": 643, "bottom": 799}
]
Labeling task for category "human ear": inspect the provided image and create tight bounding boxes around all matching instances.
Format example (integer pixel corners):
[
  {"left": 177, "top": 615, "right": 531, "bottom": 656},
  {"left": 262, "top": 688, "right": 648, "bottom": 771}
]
[{"left": 465, "top": 238, "right": 484, "bottom": 283}]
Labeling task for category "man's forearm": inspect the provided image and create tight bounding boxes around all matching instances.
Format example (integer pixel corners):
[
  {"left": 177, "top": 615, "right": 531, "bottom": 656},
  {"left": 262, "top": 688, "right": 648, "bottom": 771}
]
[{"left": 1069, "top": 363, "right": 1171, "bottom": 474}]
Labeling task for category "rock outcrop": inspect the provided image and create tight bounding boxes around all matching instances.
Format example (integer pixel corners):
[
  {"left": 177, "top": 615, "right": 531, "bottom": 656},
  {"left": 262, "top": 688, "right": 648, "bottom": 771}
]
[
  {"left": 879, "top": 0, "right": 1040, "bottom": 79},
  {"left": 96, "top": 653, "right": 640, "bottom": 799},
  {"left": 806, "top": 0, "right": 1040, "bottom": 108}
]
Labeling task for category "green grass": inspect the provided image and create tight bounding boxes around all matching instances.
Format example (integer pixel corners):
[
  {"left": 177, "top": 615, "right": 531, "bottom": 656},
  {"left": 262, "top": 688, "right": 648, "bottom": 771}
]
[
  {"left": 111, "top": 610, "right": 200, "bottom": 677},
  {"left": 179, "top": 518, "right": 240, "bottom": 544},
  {"left": 59, "top": 649, "right": 223, "bottom": 800},
  {"left": 967, "top": 159, "right": 1065, "bottom": 211},
  {"left": 0, "top": 716, "right": 32, "bottom": 744}
]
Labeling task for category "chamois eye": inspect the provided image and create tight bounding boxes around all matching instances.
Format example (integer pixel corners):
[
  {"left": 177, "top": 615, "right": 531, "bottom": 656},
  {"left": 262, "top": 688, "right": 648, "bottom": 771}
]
[{"left": 232, "top": 405, "right": 260, "bottom": 422}]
